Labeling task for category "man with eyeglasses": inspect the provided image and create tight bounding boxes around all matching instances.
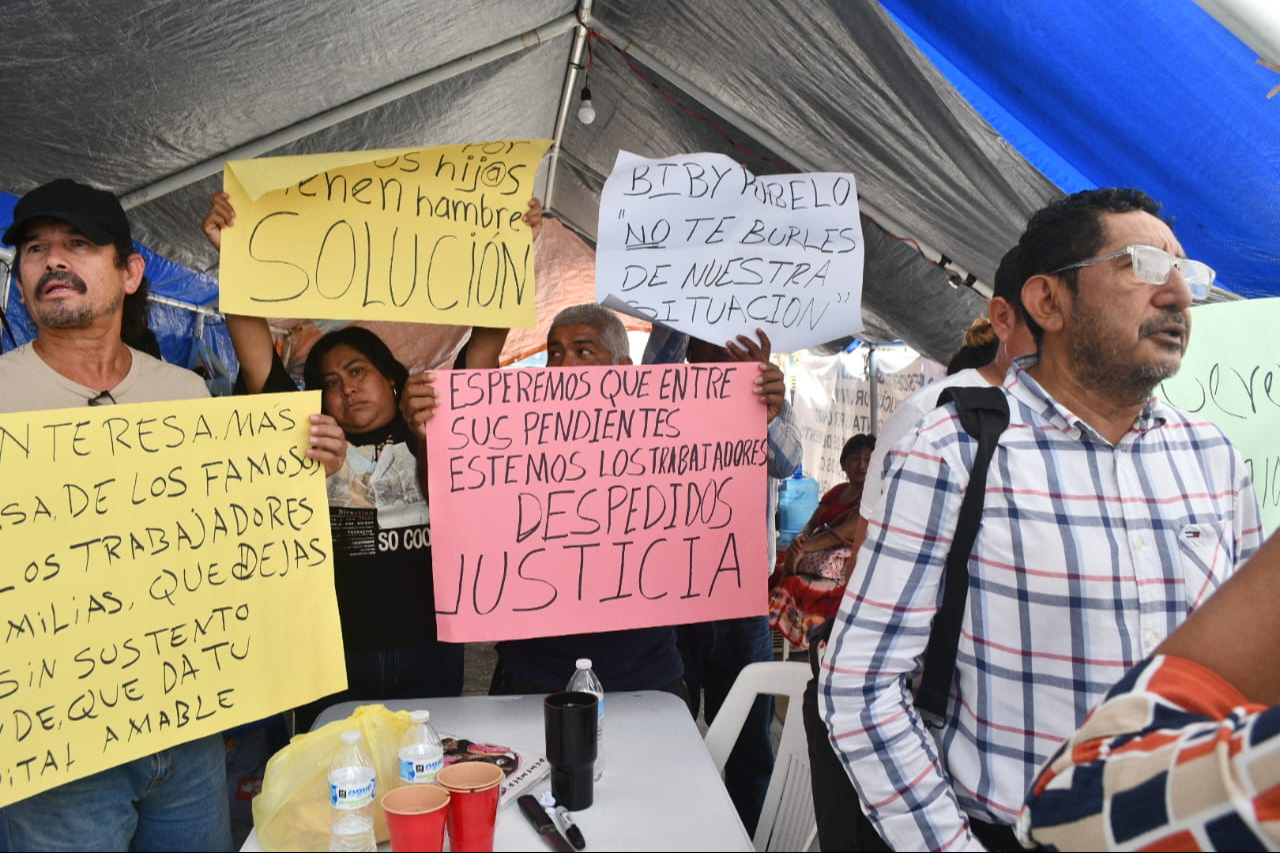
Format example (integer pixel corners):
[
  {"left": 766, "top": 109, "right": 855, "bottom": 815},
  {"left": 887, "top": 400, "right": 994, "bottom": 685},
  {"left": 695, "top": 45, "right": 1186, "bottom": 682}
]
[
  {"left": 0, "top": 180, "right": 229, "bottom": 850},
  {"left": 820, "top": 188, "right": 1261, "bottom": 851}
]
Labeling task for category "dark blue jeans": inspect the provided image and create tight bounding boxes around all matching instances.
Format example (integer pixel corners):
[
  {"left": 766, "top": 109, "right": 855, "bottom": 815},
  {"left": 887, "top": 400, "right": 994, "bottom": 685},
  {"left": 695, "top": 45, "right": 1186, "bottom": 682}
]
[
  {"left": 1, "top": 734, "right": 231, "bottom": 852},
  {"left": 678, "top": 615, "right": 775, "bottom": 836}
]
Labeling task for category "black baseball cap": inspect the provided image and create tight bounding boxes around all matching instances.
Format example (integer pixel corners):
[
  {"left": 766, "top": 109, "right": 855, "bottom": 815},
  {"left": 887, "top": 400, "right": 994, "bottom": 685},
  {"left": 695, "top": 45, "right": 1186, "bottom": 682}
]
[{"left": 3, "top": 178, "right": 131, "bottom": 247}]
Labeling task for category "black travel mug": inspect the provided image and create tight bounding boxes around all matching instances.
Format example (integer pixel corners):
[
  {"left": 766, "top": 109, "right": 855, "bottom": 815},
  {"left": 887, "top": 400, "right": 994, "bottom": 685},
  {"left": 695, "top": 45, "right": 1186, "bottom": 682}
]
[{"left": 544, "top": 690, "right": 599, "bottom": 810}]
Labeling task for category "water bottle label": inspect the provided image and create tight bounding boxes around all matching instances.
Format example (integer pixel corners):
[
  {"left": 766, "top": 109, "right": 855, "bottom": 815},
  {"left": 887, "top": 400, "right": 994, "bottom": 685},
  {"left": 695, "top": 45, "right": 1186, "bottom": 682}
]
[
  {"left": 329, "top": 772, "right": 376, "bottom": 808},
  {"left": 398, "top": 754, "right": 444, "bottom": 783}
]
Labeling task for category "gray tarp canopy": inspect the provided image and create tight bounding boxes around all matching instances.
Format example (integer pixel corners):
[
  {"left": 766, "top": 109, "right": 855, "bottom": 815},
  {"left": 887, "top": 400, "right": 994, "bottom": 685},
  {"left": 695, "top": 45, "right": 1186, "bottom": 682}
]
[{"left": 1, "top": 0, "right": 1073, "bottom": 364}]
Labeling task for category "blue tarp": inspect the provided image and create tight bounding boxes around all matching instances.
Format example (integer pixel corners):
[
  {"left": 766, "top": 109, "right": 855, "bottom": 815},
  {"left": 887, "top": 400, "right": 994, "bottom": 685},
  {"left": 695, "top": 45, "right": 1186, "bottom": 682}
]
[{"left": 883, "top": 0, "right": 1280, "bottom": 299}]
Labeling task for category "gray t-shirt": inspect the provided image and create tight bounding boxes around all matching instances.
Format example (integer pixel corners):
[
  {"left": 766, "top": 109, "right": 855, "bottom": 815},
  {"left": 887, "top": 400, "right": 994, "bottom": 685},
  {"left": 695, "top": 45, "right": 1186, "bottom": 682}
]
[{"left": 0, "top": 342, "right": 209, "bottom": 412}]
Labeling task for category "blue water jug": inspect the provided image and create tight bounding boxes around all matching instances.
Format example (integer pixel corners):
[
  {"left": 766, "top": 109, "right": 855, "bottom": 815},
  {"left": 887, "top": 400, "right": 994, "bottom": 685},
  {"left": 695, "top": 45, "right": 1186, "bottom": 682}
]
[{"left": 777, "top": 468, "right": 820, "bottom": 549}]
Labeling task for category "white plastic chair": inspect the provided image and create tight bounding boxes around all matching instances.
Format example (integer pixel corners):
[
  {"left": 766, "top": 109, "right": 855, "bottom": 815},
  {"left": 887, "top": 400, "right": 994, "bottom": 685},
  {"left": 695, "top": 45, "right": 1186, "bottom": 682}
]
[{"left": 704, "top": 661, "right": 817, "bottom": 852}]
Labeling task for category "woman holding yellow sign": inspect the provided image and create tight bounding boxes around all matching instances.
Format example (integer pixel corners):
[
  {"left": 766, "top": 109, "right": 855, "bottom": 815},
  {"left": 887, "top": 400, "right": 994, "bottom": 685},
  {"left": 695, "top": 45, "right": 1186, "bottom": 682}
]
[{"left": 202, "top": 193, "right": 540, "bottom": 730}]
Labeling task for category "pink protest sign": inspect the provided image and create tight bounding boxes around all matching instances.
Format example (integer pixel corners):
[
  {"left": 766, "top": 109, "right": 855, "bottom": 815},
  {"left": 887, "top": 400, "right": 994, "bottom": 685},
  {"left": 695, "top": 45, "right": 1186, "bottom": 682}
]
[{"left": 426, "top": 363, "right": 768, "bottom": 642}]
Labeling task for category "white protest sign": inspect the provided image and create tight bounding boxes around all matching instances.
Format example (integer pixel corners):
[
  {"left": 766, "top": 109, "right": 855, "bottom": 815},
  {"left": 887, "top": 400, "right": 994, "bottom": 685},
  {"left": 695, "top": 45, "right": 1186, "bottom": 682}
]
[
  {"left": 791, "top": 347, "right": 941, "bottom": 494},
  {"left": 596, "top": 151, "right": 864, "bottom": 352}
]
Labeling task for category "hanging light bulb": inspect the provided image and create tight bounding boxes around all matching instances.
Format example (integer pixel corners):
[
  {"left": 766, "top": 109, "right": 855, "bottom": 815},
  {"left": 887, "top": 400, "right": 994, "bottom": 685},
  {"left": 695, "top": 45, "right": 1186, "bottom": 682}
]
[{"left": 577, "top": 86, "right": 596, "bottom": 125}]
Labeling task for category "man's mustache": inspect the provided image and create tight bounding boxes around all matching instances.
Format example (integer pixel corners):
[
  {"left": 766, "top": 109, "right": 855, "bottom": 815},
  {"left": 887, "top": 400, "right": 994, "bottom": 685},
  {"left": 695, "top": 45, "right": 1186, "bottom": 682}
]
[
  {"left": 1139, "top": 312, "right": 1189, "bottom": 339},
  {"left": 35, "top": 270, "right": 88, "bottom": 298}
]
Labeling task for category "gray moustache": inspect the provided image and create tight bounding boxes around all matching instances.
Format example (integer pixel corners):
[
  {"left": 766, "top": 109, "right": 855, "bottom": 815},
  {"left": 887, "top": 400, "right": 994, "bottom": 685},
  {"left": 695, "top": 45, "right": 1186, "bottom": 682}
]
[{"left": 1139, "top": 314, "right": 1188, "bottom": 339}]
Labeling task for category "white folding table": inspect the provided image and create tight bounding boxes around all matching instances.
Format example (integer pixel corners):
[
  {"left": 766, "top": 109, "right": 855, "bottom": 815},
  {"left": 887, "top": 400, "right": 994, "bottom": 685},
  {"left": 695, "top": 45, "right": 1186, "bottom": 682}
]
[{"left": 242, "top": 689, "right": 753, "bottom": 851}]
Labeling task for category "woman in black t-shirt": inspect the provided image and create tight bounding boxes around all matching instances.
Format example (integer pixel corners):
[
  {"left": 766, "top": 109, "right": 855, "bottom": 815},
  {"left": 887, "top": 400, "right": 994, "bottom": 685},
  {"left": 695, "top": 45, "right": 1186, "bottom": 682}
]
[
  {"left": 202, "top": 194, "right": 479, "bottom": 732},
  {"left": 288, "top": 326, "right": 463, "bottom": 731},
  {"left": 203, "top": 192, "right": 543, "bottom": 730}
]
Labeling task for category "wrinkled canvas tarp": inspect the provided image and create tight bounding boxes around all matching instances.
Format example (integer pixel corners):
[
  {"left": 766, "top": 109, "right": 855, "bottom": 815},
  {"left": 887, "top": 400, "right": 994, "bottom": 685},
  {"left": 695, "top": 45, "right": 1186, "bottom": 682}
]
[{"left": 2, "top": 0, "right": 1273, "bottom": 368}]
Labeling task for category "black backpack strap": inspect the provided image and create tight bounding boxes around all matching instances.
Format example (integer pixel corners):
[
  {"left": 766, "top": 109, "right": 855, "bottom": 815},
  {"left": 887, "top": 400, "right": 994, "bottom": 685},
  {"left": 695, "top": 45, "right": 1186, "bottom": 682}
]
[{"left": 915, "top": 385, "right": 1010, "bottom": 719}]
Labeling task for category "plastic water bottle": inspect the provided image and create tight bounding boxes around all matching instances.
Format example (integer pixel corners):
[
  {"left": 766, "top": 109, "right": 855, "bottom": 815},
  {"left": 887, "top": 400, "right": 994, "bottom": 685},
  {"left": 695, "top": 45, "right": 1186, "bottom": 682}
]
[
  {"left": 398, "top": 709, "right": 445, "bottom": 784},
  {"left": 566, "top": 657, "right": 604, "bottom": 780},
  {"left": 328, "top": 730, "right": 377, "bottom": 852},
  {"left": 777, "top": 467, "right": 821, "bottom": 548}
]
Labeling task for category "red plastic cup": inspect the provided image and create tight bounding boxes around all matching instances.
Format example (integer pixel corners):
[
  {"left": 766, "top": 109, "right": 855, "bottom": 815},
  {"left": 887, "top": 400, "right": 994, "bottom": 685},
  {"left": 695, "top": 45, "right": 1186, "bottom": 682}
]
[
  {"left": 381, "top": 784, "right": 450, "bottom": 852},
  {"left": 437, "top": 762, "right": 505, "bottom": 852}
]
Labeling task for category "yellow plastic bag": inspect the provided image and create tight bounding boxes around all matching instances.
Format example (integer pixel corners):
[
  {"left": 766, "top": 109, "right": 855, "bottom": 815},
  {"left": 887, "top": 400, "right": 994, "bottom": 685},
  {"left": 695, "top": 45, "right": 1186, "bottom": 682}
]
[{"left": 252, "top": 704, "right": 414, "bottom": 851}]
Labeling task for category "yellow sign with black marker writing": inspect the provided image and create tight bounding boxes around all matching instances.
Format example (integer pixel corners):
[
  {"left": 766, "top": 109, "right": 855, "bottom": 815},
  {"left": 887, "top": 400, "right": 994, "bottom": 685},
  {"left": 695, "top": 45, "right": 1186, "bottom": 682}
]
[
  {"left": 0, "top": 392, "right": 343, "bottom": 807},
  {"left": 219, "top": 141, "right": 551, "bottom": 328}
]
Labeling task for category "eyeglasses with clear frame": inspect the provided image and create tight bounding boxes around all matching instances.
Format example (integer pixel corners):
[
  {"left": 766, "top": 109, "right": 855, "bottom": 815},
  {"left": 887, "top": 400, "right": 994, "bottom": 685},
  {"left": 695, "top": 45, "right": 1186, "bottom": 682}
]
[{"left": 1049, "top": 244, "right": 1214, "bottom": 299}]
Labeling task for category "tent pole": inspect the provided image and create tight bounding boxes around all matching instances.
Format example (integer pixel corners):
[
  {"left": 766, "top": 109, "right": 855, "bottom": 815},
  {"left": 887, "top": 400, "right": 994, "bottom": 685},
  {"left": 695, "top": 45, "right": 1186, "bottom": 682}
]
[
  {"left": 119, "top": 13, "right": 579, "bottom": 210},
  {"left": 147, "top": 292, "right": 223, "bottom": 319},
  {"left": 868, "top": 345, "right": 880, "bottom": 435},
  {"left": 585, "top": 19, "right": 984, "bottom": 293},
  {"left": 545, "top": 0, "right": 594, "bottom": 213},
  {"left": 0, "top": 246, "right": 12, "bottom": 316}
]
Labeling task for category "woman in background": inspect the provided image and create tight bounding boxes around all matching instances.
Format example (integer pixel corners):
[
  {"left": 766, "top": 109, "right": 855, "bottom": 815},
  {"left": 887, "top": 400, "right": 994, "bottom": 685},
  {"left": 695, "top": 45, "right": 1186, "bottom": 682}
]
[{"left": 768, "top": 433, "right": 875, "bottom": 648}]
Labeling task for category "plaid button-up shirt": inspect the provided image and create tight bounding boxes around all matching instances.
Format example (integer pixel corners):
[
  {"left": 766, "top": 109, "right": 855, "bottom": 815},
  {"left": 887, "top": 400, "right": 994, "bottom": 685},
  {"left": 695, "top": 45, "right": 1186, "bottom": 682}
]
[{"left": 819, "top": 358, "right": 1262, "bottom": 852}]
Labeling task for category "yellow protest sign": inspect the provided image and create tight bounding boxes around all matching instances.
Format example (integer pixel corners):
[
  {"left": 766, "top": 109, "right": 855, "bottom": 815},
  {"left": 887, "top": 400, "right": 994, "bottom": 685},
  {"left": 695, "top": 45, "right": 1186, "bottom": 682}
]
[
  {"left": 1158, "top": 297, "right": 1280, "bottom": 536},
  {"left": 219, "top": 141, "right": 551, "bottom": 328},
  {"left": 0, "top": 393, "right": 344, "bottom": 807}
]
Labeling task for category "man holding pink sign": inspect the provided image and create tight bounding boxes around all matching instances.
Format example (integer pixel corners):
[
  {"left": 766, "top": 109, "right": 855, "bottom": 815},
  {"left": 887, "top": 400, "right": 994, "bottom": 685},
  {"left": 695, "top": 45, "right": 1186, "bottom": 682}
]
[{"left": 403, "top": 303, "right": 785, "bottom": 697}]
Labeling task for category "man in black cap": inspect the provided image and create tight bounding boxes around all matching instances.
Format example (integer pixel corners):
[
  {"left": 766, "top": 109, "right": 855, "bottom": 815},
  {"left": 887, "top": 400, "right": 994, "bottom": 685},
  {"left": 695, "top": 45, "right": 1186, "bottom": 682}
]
[
  {"left": 0, "top": 180, "right": 229, "bottom": 850},
  {"left": 0, "top": 179, "right": 209, "bottom": 410}
]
